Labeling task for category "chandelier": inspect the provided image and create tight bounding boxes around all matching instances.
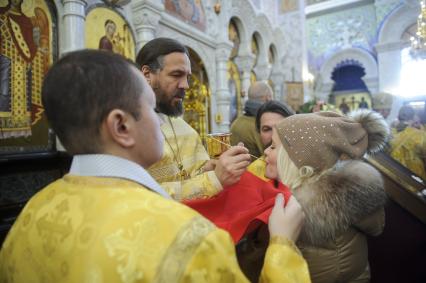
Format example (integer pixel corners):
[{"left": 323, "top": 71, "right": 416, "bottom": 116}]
[{"left": 410, "top": 0, "right": 426, "bottom": 59}]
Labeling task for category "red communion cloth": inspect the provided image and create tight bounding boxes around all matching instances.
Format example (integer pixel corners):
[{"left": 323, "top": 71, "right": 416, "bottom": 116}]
[{"left": 183, "top": 171, "right": 291, "bottom": 243}]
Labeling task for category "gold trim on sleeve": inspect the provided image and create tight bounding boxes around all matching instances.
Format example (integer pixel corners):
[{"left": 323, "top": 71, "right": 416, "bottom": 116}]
[{"left": 153, "top": 216, "right": 215, "bottom": 283}]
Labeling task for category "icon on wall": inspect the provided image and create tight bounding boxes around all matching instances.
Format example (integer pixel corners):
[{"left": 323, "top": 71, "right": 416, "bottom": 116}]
[
  {"left": 85, "top": 6, "right": 135, "bottom": 60},
  {"left": 286, "top": 82, "right": 304, "bottom": 112},
  {"left": 0, "top": 0, "right": 56, "bottom": 154},
  {"left": 164, "top": 0, "right": 206, "bottom": 31}
]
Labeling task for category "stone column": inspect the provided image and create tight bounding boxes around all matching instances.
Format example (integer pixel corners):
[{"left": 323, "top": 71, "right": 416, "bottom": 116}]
[
  {"left": 270, "top": 71, "right": 285, "bottom": 101},
  {"left": 253, "top": 61, "right": 272, "bottom": 82},
  {"left": 131, "top": 0, "right": 164, "bottom": 51},
  {"left": 234, "top": 53, "right": 255, "bottom": 104},
  {"left": 214, "top": 42, "right": 233, "bottom": 132},
  {"left": 56, "top": 0, "right": 87, "bottom": 150},
  {"left": 61, "top": 0, "right": 87, "bottom": 54},
  {"left": 252, "top": 42, "right": 272, "bottom": 82},
  {"left": 375, "top": 40, "right": 407, "bottom": 122}
]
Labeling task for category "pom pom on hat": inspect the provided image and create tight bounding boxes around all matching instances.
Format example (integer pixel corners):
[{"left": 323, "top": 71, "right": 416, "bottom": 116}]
[
  {"left": 348, "top": 109, "right": 390, "bottom": 154},
  {"left": 275, "top": 110, "right": 390, "bottom": 171}
]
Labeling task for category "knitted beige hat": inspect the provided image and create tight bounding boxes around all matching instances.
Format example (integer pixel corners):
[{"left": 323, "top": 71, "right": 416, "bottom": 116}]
[{"left": 275, "top": 110, "right": 390, "bottom": 171}]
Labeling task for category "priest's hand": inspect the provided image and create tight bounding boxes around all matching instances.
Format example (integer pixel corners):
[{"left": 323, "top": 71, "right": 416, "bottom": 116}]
[
  {"left": 215, "top": 142, "right": 251, "bottom": 187},
  {"left": 269, "top": 194, "right": 305, "bottom": 242}
]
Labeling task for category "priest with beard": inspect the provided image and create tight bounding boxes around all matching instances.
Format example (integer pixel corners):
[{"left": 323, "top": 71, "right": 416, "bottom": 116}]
[{"left": 136, "top": 38, "right": 252, "bottom": 201}]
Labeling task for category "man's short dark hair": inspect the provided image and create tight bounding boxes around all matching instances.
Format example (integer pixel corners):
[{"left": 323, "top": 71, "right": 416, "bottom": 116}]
[
  {"left": 135, "top": 37, "right": 189, "bottom": 71},
  {"left": 42, "top": 49, "right": 143, "bottom": 154},
  {"left": 255, "top": 100, "right": 294, "bottom": 132}
]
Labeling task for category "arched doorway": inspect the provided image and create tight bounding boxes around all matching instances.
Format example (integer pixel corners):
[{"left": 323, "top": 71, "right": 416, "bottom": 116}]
[
  {"left": 250, "top": 32, "right": 260, "bottom": 82},
  {"left": 330, "top": 60, "right": 372, "bottom": 114},
  {"left": 228, "top": 18, "right": 242, "bottom": 123}
]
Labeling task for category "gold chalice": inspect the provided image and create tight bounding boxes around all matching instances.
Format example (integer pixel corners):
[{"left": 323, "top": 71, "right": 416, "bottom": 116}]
[{"left": 206, "top": 133, "right": 232, "bottom": 158}]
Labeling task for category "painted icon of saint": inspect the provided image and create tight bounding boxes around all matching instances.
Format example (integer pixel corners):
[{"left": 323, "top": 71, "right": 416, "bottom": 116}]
[
  {"left": 98, "top": 19, "right": 124, "bottom": 55},
  {"left": 0, "top": 0, "right": 50, "bottom": 139}
]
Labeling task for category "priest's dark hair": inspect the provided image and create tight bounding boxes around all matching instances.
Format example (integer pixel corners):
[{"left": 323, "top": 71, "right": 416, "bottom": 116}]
[
  {"left": 136, "top": 37, "right": 189, "bottom": 71},
  {"left": 42, "top": 49, "right": 143, "bottom": 154}
]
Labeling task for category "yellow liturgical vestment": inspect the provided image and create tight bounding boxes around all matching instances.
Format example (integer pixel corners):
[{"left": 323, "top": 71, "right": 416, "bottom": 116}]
[
  {"left": 148, "top": 115, "right": 222, "bottom": 201},
  {"left": 0, "top": 156, "right": 311, "bottom": 283},
  {"left": 247, "top": 155, "right": 269, "bottom": 181},
  {"left": 390, "top": 127, "right": 426, "bottom": 180}
]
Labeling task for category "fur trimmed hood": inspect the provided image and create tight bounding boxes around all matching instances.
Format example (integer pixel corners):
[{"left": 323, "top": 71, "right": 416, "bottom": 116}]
[{"left": 292, "top": 159, "right": 387, "bottom": 246}]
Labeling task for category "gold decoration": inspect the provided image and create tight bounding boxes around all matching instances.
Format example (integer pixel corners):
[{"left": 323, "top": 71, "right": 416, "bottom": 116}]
[
  {"left": 206, "top": 133, "right": 231, "bottom": 158},
  {"left": 183, "top": 74, "right": 210, "bottom": 142},
  {"left": 286, "top": 82, "right": 304, "bottom": 112},
  {"left": 215, "top": 113, "right": 223, "bottom": 124},
  {"left": 410, "top": 0, "right": 426, "bottom": 59},
  {"left": 162, "top": 117, "right": 190, "bottom": 181}
]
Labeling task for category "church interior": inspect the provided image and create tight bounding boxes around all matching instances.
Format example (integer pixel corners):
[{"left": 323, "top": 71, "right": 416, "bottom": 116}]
[{"left": 1, "top": 0, "right": 425, "bottom": 282}]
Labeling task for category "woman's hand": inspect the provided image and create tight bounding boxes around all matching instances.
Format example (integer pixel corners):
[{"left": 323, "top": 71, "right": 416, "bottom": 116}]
[{"left": 268, "top": 194, "right": 305, "bottom": 242}]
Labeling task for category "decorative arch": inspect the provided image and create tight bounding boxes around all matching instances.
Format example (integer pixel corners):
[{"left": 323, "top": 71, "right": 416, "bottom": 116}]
[
  {"left": 269, "top": 44, "right": 277, "bottom": 66},
  {"left": 317, "top": 48, "right": 378, "bottom": 99},
  {"left": 320, "top": 48, "right": 377, "bottom": 84},
  {"left": 229, "top": 0, "right": 256, "bottom": 53},
  {"left": 331, "top": 63, "right": 368, "bottom": 92},
  {"left": 334, "top": 59, "right": 364, "bottom": 70},
  {"left": 255, "top": 13, "right": 273, "bottom": 45},
  {"left": 227, "top": 17, "right": 243, "bottom": 122},
  {"left": 375, "top": 0, "right": 420, "bottom": 122},
  {"left": 228, "top": 16, "right": 248, "bottom": 55},
  {"left": 229, "top": 17, "right": 242, "bottom": 59},
  {"left": 272, "top": 27, "right": 286, "bottom": 64},
  {"left": 251, "top": 31, "right": 264, "bottom": 68},
  {"left": 227, "top": 0, "right": 284, "bottom": 80},
  {"left": 378, "top": 2, "right": 420, "bottom": 44}
]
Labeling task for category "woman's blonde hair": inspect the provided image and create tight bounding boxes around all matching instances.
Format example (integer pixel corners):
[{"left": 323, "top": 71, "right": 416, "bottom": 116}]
[{"left": 277, "top": 146, "right": 316, "bottom": 189}]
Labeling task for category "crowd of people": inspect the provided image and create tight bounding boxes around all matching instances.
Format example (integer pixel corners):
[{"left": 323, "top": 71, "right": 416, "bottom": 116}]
[
  {"left": 388, "top": 104, "right": 426, "bottom": 180},
  {"left": 2, "top": 36, "right": 423, "bottom": 283}
]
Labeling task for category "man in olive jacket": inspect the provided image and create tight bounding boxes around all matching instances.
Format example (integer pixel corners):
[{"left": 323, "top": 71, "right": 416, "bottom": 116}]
[{"left": 230, "top": 81, "right": 272, "bottom": 159}]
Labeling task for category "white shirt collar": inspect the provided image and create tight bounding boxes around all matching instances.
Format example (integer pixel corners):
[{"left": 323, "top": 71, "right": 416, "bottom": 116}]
[{"left": 69, "top": 154, "right": 170, "bottom": 199}]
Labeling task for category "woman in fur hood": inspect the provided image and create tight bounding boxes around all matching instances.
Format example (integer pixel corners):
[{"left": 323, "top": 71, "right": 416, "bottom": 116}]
[{"left": 264, "top": 109, "right": 390, "bottom": 283}]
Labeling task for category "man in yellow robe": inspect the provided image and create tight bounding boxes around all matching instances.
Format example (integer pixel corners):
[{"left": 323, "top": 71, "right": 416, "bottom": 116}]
[
  {"left": 390, "top": 126, "right": 426, "bottom": 180},
  {"left": 136, "top": 38, "right": 252, "bottom": 201},
  {"left": 390, "top": 105, "right": 426, "bottom": 180},
  {"left": 0, "top": 50, "right": 311, "bottom": 283}
]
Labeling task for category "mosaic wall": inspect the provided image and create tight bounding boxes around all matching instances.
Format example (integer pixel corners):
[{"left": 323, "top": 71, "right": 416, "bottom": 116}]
[
  {"left": 306, "top": 0, "right": 402, "bottom": 71},
  {"left": 307, "top": 3, "right": 377, "bottom": 70},
  {"left": 375, "top": 0, "right": 402, "bottom": 27}
]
